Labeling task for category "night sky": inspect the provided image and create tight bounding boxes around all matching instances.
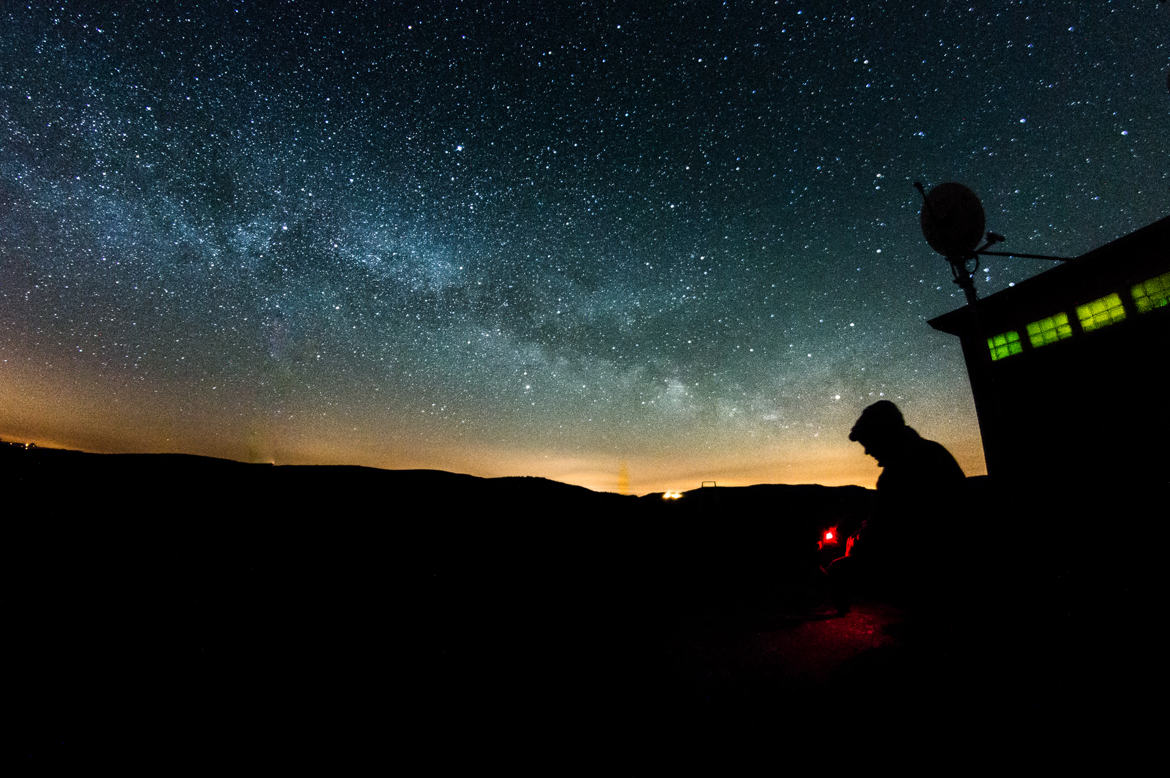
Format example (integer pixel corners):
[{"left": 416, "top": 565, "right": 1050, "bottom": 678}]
[{"left": 2, "top": 2, "right": 1167, "bottom": 494}]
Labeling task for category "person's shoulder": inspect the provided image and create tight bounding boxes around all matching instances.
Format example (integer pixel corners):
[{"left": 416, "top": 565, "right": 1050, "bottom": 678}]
[
  {"left": 917, "top": 436, "right": 952, "bottom": 456},
  {"left": 917, "top": 437, "right": 965, "bottom": 478},
  {"left": 906, "top": 429, "right": 961, "bottom": 464}
]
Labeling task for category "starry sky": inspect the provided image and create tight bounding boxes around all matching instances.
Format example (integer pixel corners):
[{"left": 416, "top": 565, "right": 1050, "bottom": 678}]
[{"left": 2, "top": 1, "right": 1167, "bottom": 494}]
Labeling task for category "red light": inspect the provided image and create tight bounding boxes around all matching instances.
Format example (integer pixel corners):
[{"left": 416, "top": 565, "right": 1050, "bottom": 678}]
[{"left": 817, "top": 526, "right": 840, "bottom": 550}]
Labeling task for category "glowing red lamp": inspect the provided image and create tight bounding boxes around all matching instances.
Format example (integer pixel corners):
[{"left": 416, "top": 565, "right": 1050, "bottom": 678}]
[{"left": 817, "top": 526, "right": 839, "bottom": 550}]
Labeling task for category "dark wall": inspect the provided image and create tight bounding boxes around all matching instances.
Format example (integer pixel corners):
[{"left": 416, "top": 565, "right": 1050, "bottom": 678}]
[{"left": 963, "top": 305, "right": 1169, "bottom": 492}]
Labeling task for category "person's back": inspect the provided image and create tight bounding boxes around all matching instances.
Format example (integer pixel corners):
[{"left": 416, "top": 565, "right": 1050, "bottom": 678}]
[
  {"left": 871, "top": 425, "right": 966, "bottom": 553},
  {"left": 829, "top": 401, "right": 966, "bottom": 612}
]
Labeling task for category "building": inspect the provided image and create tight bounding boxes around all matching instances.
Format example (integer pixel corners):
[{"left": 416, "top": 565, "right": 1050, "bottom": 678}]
[{"left": 929, "top": 215, "right": 1169, "bottom": 489}]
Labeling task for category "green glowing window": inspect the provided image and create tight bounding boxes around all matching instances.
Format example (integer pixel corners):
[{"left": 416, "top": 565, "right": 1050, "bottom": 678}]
[
  {"left": 1026, "top": 313, "right": 1073, "bottom": 348},
  {"left": 1076, "top": 293, "right": 1126, "bottom": 332},
  {"left": 1132, "top": 271, "right": 1170, "bottom": 313},
  {"left": 987, "top": 330, "right": 1022, "bottom": 361}
]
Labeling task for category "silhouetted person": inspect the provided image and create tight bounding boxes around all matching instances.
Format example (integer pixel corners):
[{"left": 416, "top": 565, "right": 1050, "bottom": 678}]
[{"left": 827, "top": 401, "right": 966, "bottom": 615}]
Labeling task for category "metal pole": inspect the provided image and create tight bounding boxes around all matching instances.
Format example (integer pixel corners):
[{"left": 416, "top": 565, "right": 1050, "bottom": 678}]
[{"left": 977, "top": 250, "right": 1069, "bottom": 262}]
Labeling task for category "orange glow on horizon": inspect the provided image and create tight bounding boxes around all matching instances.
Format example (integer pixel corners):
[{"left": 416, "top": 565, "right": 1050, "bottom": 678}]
[{"left": 2, "top": 363, "right": 987, "bottom": 496}]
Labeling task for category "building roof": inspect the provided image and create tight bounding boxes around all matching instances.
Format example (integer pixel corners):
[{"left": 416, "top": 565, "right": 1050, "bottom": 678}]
[{"left": 929, "top": 214, "right": 1170, "bottom": 336}]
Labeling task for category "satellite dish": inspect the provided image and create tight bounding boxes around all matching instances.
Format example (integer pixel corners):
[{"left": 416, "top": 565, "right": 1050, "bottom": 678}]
[{"left": 920, "top": 182, "right": 985, "bottom": 258}]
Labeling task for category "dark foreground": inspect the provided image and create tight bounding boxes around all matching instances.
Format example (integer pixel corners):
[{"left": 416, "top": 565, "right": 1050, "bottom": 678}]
[{"left": 11, "top": 446, "right": 1163, "bottom": 764}]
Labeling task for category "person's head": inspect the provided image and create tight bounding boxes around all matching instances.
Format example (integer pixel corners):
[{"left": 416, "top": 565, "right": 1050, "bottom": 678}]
[{"left": 849, "top": 400, "right": 905, "bottom": 464}]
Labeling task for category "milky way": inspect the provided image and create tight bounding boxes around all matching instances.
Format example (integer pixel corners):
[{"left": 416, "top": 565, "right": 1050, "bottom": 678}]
[{"left": 2, "top": 2, "right": 1167, "bottom": 492}]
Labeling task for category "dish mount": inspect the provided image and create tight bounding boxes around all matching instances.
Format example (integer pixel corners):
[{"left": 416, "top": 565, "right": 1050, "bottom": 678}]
[{"left": 915, "top": 181, "right": 1068, "bottom": 305}]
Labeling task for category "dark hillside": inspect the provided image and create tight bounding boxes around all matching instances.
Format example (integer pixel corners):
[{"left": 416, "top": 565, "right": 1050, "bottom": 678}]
[
  {"left": 10, "top": 443, "right": 879, "bottom": 763},
  {"left": 14, "top": 442, "right": 1155, "bottom": 763}
]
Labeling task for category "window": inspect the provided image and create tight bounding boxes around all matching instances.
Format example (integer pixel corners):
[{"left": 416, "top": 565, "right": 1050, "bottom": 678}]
[
  {"left": 1132, "top": 271, "right": 1170, "bottom": 313},
  {"left": 1026, "top": 312, "right": 1073, "bottom": 348},
  {"left": 1076, "top": 292, "right": 1126, "bottom": 332},
  {"left": 987, "top": 330, "right": 1022, "bottom": 361}
]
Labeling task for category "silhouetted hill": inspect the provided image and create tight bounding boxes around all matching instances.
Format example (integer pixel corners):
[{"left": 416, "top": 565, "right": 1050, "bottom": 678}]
[
  {"left": 20, "top": 441, "right": 1079, "bottom": 764},
  {"left": 5, "top": 440, "right": 877, "bottom": 529},
  {"left": 7, "top": 441, "right": 877, "bottom": 634}
]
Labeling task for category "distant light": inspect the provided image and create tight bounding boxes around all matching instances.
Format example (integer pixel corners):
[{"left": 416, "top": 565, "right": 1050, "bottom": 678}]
[{"left": 662, "top": 490, "right": 683, "bottom": 500}]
